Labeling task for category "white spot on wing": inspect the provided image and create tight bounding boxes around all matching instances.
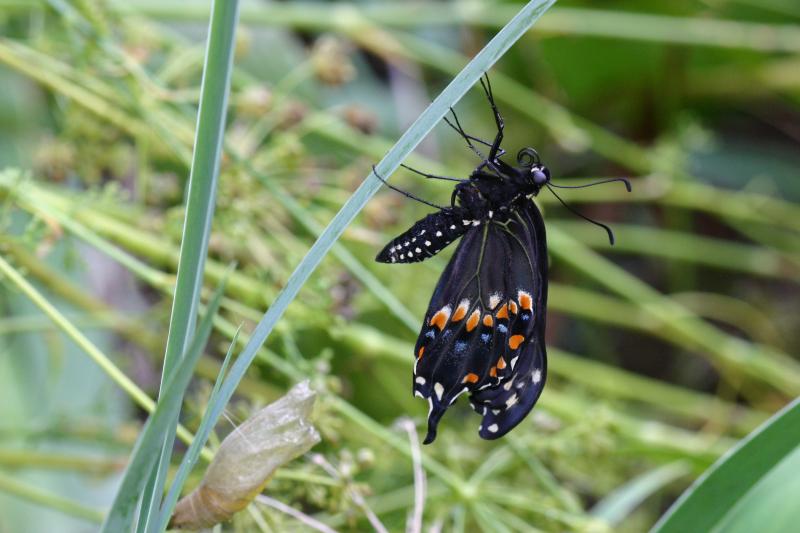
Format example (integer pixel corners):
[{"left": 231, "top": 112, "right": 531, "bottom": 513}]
[
  {"left": 436, "top": 231, "right": 443, "bottom": 237},
  {"left": 415, "top": 376, "right": 426, "bottom": 385},
  {"left": 424, "top": 240, "right": 431, "bottom": 246},
  {"left": 510, "top": 356, "right": 519, "bottom": 369},
  {"left": 434, "top": 382, "right": 444, "bottom": 400},
  {"left": 488, "top": 424, "right": 499, "bottom": 433},
  {"left": 472, "top": 220, "right": 480, "bottom": 226},
  {"left": 415, "top": 247, "right": 421, "bottom": 253},
  {"left": 488, "top": 293, "right": 502, "bottom": 310},
  {"left": 532, "top": 369, "right": 542, "bottom": 383},
  {"left": 505, "top": 394, "right": 519, "bottom": 408},
  {"left": 503, "top": 379, "right": 514, "bottom": 391}
]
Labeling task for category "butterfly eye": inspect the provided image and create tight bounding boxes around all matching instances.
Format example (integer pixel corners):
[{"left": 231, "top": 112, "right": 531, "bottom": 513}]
[{"left": 532, "top": 169, "right": 548, "bottom": 186}]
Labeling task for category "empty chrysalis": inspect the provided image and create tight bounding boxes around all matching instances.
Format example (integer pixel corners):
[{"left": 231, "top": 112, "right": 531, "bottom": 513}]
[{"left": 169, "top": 381, "right": 321, "bottom": 530}]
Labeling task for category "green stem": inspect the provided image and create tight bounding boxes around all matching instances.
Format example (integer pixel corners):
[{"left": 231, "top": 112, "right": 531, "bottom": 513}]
[
  {"left": 0, "top": 471, "right": 104, "bottom": 524},
  {"left": 37, "top": 0, "right": 800, "bottom": 53}
]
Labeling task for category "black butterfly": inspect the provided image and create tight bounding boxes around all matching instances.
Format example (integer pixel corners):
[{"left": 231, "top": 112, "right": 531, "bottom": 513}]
[{"left": 375, "top": 75, "right": 628, "bottom": 444}]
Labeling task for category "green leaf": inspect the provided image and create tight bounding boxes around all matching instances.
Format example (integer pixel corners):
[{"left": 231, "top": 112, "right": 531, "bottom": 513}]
[
  {"left": 139, "top": 0, "right": 241, "bottom": 528},
  {"left": 592, "top": 462, "right": 690, "bottom": 526},
  {"left": 173, "top": 0, "right": 558, "bottom": 497},
  {"left": 713, "top": 445, "right": 800, "bottom": 533},
  {"left": 99, "top": 279, "right": 228, "bottom": 532},
  {"left": 153, "top": 326, "right": 241, "bottom": 533},
  {"left": 652, "top": 397, "right": 800, "bottom": 533}
]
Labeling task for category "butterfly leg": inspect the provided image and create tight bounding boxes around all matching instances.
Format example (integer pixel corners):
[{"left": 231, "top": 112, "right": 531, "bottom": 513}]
[
  {"left": 479, "top": 74, "right": 505, "bottom": 161},
  {"left": 400, "top": 164, "right": 464, "bottom": 183},
  {"left": 443, "top": 108, "right": 506, "bottom": 160},
  {"left": 372, "top": 166, "right": 447, "bottom": 210}
]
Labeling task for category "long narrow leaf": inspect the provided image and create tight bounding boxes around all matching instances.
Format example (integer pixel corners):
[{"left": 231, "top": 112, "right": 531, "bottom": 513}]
[
  {"left": 141, "top": 0, "right": 240, "bottom": 527},
  {"left": 591, "top": 462, "right": 690, "bottom": 526},
  {"left": 170, "top": 0, "right": 557, "bottom": 491},
  {"left": 651, "top": 397, "right": 800, "bottom": 533},
  {"left": 153, "top": 327, "right": 241, "bottom": 533},
  {"left": 100, "top": 279, "right": 229, "bottom": 532}
]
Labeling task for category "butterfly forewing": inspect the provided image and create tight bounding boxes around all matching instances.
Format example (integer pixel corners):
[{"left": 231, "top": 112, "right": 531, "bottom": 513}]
[{"left": 413, "top": 199, "right": 548, "bottom": 443}]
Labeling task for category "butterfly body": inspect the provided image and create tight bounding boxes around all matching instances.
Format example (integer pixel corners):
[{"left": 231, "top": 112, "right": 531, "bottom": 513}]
[
  {"left": 375, "top": 168, "right": 546, "bottom": 265},
  {"left": 369, "top": 73, "right": 623, "bottom": 443},
  {"left": 376, "top": 145, "right": 551, "bottom": 443}
]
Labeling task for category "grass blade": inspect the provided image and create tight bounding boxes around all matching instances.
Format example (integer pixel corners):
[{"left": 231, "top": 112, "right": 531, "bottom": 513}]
[
  {"left": 0, "top": 472, "right": 104, "bottom": 524},
  {"left": 173, "top": 0, "right": 557, "bottom": 489},
  {"left": 591, "top": 462, "right": 690, "bottom": 526},
  {"left": 651, "top": 397, "right": 800, "bottom": 533},
  {"left": 153, "top": 326, "right": 241, "bottom": 533},
  {"left": 140, "top": 0, "right": 240, "bottom": 527},
  {"left": 99, "top": 279, "right": 228, "bottom": 532}
]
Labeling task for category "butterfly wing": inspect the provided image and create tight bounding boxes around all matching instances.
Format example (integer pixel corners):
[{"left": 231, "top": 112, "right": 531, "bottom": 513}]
[
  {"left": 376, "top": 207, "right": 479, "bottom": 264},
  {"left": 412, "top": 199, "right": 548, "bottom": 443}
]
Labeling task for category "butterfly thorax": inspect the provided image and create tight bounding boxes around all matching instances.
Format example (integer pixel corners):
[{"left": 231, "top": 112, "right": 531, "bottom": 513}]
[{"left": 454, "top": 169, "right": 542, "bottom": 221}]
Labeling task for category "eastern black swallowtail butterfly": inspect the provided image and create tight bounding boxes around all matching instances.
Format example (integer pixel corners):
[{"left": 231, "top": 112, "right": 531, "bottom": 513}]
[{"left": 375, "top": 75, "right": 629, "bottom": 444}]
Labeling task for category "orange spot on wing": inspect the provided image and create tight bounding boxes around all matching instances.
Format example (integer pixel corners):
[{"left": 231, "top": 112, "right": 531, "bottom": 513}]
[
  {"left": 462, "top": 373, "right": 479, "bottom": 384},
  {"left": 509, "top": 301, "right": 518, "bottom": 314},
  {"left": 429, "top": 307, "right": 450, "bottom": 330},
  {"left": 489, "top": 366, "right": 498, "bottom": 378},
  {"left": 508, "top": 335, "right": 525, "bottom": 350},
  {"left": 417, "top": 346, "right": 425, "bottom": 359},
  {"left": 483, "top": 314, "right": 494, "bottom": 327},
  {"left": 496, "top": 304, "right": 509, "bottom": 320},
  {"left": 518, "top": 291, "right": 533, "bottom": 311},
  {"left": 497, "top": 357, "right": 507, "bottom": 370},
  {"left": 452, "top": 302, "right": 468, "bottom": 322},
  {"left": 466, "top": 310, "right": 480, "bottom": 332}
]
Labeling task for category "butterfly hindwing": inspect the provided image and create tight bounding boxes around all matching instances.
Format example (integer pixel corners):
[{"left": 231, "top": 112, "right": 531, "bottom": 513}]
[{"left": 413, "top": 199, "right": 548, "bottom": 443}]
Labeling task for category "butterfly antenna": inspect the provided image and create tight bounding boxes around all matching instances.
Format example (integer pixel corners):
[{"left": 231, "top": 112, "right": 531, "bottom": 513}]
[
  {"left": 549, "top": 177, "right": 632, "bottom": 192},
  {"left": 372, "top": 166, "right": 447, "bottom": 210},
  {"left": 546, "top": 184, "right": 616, "bottom": 245}
]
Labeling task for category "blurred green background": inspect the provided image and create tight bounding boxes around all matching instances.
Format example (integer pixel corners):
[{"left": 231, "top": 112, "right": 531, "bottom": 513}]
[{"left": 1, "top": 0, "right": 799, "bottom": 531}]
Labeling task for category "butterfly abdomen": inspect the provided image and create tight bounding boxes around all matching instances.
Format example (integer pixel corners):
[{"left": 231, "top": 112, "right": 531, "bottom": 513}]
[{"left": 376, "top": 207, "right": 485, "bottom": 264}]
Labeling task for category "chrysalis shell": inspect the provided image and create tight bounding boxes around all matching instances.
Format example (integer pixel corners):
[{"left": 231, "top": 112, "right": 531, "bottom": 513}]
[{"left": 169, "top": 381, "right": 320, "bottom": 530}]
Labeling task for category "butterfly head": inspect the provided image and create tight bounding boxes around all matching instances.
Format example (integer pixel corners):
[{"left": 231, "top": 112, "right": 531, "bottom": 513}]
[{"left": 516, "top": 147, "right": 550, "bottom": 192}]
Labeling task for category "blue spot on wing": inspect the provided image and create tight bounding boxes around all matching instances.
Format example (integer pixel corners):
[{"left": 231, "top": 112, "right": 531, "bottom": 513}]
[
  {"left": 455, "top": 340, "right": 468, "bottom": 353},
  {"left": 480, "top": 333, "right": 491, "bottom": 343}
]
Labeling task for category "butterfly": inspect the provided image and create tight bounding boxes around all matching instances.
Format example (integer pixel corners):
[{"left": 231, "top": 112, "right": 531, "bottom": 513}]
[{"left": 375, "top": 75, "right": 629, "bottom": 444}]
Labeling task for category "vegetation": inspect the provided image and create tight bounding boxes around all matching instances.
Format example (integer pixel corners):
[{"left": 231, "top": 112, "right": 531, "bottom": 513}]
[{"left": 0, "top": 0, "right": 798, "bottom": 531}]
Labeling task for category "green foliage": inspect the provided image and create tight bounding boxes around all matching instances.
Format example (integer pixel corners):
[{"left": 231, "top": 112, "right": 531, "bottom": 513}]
[
  {"left": 0, "top": 0, "right": 799, "bottom": 532},
  {"left": 653, "top": 398, "right": 800, "bottom": 533},
  {"left": 101, "top": 276, "right": 228, "bottom": 531}
]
